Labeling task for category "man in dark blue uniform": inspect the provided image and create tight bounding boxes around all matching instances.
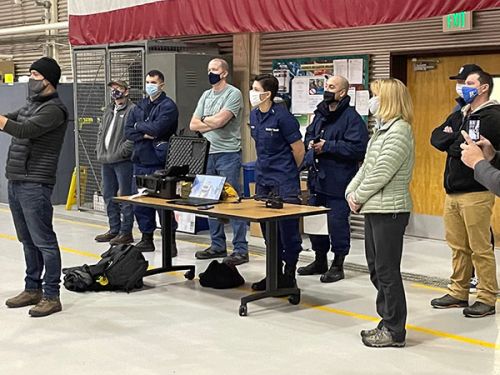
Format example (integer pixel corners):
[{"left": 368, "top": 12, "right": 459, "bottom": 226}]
[
  {"left": 125, "top": 70, "right": 178, "bottom": 253},
  {"left": 298, "top": 75, "right": 368, "bottom": 283},
  {"left": 248, "top": 74, "right": 305, "bottom": 290}
]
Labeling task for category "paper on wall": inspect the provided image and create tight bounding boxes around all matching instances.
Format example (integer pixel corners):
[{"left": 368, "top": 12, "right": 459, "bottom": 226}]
[
  {"left": 348, "top": 87, "right": 356, "bottom": 106},
  {"left": 355, "top": 90, "right": 370, "bottom": 116},
  {"left": 291, "top": 76, "right": 325, "bottom": 114},
  {"left": 348, "top": 59, "right": 364, "bottom": 84},
  {"left": 333, "top": 59, "right": 348, "bottom": 79},
  {"left": 303, "top": 214, "right": 329, "bottom": 235}
]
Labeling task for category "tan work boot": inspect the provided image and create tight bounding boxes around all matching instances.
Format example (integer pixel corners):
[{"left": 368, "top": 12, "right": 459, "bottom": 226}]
[
  {"left": 5, "top": 289, "right": 43, "bottom": 308},
  {"left": 28, "top": 296, "right": 62, "bottom": 317}
]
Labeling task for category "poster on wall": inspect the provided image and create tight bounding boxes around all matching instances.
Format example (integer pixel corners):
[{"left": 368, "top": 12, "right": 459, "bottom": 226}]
[
  {"left": 272, "top": 54, "right": 369, "bottom": 120},
  {"left": 273, "top": 68, "right": 292, "bottom": 94},
  {"left": 291, "top": 76, "right": 325, "bottom": 114}
]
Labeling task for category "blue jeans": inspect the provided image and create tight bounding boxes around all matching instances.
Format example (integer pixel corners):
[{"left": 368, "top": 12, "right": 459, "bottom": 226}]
[
  {"left": 133, "top": 163, "right": 177, "bottom": 234},
  {"left": 206, "top": 152, "right": 248, "bottom": 254},
  {"left": 309, "top": 193, "right": 351, "bottom": 256},
  {"left": 102, "top": 161, "right": 134, "bottom": 234},
  {"left": 8, "top": 181, "right": 61, "bottom": 297}
]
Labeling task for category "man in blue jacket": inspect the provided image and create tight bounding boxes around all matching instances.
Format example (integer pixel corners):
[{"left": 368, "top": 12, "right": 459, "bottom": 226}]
[
  {"left": 298, "top": 75, "right": 368, "bottom": 283},
  {"left": 125, "top": 70, "right": 178, "bottom": 253}
]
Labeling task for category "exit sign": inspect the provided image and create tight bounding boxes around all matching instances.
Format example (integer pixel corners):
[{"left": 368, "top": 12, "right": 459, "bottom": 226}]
[{"left": 443, "top": 11, "right": 473, "bottom": 33}]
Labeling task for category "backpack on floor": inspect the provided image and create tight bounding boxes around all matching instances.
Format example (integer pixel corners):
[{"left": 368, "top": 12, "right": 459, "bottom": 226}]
[{"left": 63, "top": 244, "right": 149, "bottom": 293}]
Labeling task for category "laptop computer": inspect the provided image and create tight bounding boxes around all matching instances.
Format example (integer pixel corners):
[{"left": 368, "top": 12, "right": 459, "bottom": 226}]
[{"left": 168, "top": 174, "right": 226, "bottom": 207}]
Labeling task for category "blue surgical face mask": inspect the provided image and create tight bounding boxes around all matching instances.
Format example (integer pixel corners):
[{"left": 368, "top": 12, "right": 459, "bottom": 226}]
[
  {"left": 145, "top": 83, "right": 160, "bottom": 97},
  {"left": 208, "top": 72, "right": 222, "bottom": 85},
  {"left": 462, "top": 86, "right": 479, "bottom": 104}
]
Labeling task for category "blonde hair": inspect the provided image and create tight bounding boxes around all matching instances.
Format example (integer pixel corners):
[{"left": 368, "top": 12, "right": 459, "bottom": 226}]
[
  {"left": 370, "top": 79, "right": 382, "bottom": 96},
  {"left": 374, "top": 78, "right": 413, "bottom": 124}
]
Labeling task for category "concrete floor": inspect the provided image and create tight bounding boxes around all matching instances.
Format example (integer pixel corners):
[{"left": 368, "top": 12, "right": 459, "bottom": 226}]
[{"left": 1, "top": 204, "right": 500, "bottom": 375}]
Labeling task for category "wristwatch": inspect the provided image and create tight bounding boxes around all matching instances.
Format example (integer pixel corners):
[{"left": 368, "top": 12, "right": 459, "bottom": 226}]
[{"left": 201, "top": 115, "right": 207, "bottom": 123}]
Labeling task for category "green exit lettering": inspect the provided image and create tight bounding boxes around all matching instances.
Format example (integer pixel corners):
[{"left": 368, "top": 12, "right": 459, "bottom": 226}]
[{"left": 443, "top": 11, "right": 472, "bottom": 33}]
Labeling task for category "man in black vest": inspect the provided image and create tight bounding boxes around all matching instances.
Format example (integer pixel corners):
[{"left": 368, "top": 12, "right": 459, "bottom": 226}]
[{"left": 0, "top": 57, "right": 68, "bottom": 317}]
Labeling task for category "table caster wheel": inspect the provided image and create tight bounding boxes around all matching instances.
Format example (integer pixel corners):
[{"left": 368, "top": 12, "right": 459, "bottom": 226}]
[
  {"left": 288, "top": 293, "right": 300, "bottom": 305},
  {"left": 239, "top": 305, "right": 248, "bottom": 316},
  {"left": 184, "top": 269, "right": 195, "bottom": 280}
]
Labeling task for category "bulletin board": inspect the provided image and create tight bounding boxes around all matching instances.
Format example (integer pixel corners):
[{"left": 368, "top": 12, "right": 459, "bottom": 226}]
[{"left": 272, "top": 54, "right": 370, "bottom": 130}]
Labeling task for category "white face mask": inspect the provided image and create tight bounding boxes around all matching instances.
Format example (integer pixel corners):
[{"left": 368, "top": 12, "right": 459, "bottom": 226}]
[
  {"left": 249, "top": 89, "right": 266, "bottom": 107},
  {"left": 456, "top": 83, "right": 465, "bottom": 98},
  {"left": 368, "top": 96, "right": 380, "bottom": 115}
]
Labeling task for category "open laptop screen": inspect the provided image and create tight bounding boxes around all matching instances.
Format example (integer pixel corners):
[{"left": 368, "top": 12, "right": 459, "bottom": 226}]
[{"left": 189, "top": 175, "right": 226, "bottom": 200}]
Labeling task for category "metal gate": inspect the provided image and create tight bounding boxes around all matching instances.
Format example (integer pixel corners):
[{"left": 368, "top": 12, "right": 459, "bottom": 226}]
[{"left": 73, "top": 47, "right": 145, "bottom": 211}]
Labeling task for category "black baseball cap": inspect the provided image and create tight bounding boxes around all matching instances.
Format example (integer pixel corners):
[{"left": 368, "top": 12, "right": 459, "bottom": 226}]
[{"left": 449, "top": 64, "right": 483, "bottom": 80}]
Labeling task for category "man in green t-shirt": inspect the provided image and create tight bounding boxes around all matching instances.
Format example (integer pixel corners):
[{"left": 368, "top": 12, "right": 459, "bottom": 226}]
[{"left": 190, "top": 58, "right": 249, "bottom": 266}]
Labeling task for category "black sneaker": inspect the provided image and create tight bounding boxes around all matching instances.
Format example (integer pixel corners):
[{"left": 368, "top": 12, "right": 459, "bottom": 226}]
[
  {"left": 362, "top": 327, "right": 405, "bottom": 348},
  {"left": 195, "top": 247, "right": 227, "bottom": 260},
  {"left": 223, "top": 252, "right": 249, "bottom": 266},
  {"left": 431, "top": 294, "right": 468, "bottom": 309},
  {"left": 463, "top": 301, "right": 495, "bottom": 318}
]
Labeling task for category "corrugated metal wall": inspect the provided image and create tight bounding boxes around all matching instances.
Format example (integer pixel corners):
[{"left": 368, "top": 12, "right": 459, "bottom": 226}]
[
  {"left": 259, "top": 8, "right": 500, "bottom": 79},
  {"left": 0, "top": 0, "right": 70, "bottom": 79},
  {"left": 259, "top": 8, "right": 500, "bottom": 239},
  {"left": 0, "top": 0, "right": 45, "bottom": 76},
  {"left": 55, "top": 0, "right": 71, "bottom": 79}
]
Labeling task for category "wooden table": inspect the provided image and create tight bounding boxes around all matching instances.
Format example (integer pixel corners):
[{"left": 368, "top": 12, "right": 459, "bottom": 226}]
[{"left": 116, "top": 196, "right": 329, "bottom": 316}]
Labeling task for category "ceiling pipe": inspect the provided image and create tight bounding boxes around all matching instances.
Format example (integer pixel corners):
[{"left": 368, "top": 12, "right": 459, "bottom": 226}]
[{"left": 0, "top": 21, "right": 68, "bottom": 37}]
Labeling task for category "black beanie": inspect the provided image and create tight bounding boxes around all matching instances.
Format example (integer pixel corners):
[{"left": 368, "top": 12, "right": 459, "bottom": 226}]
[{"left": 30, "top": 57, "right": 61, "bottom": 88}]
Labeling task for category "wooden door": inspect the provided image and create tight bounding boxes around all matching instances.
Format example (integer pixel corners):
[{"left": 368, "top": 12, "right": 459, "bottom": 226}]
[{"left": 406, "top": 53, "right": 500, "bottom": 238}]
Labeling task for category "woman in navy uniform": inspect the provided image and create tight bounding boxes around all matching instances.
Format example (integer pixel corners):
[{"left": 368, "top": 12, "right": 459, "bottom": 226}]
[{"left": 248, "top": 74, "right": 305, "bottom": 291}]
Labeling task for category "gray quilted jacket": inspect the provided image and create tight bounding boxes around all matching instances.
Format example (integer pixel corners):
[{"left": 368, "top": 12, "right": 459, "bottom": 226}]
[{"left": 345, "top": 117, "right": 415, "bottom": 213}]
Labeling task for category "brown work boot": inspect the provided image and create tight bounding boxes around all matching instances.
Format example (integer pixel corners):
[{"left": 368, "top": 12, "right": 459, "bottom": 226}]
[
  {"left": 109, "top": 233, "right": 134, "bottom": 245},
  {"left": 5, "top": 289, "right": 43, "bottom": 308},
  {"left": 95, "top": 230, "right": 118, "bottom": 243},
  {"left": 28, "top": 296, "right": 62, "bottom": 317}
]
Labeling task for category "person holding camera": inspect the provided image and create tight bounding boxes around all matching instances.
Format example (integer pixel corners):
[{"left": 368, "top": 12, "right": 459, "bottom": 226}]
[
  {"left": 299, "top": 75, "right": 368, "bottom": 283},
  {"left": 430, "top": 70, "right": 500, "bottom": 318}
]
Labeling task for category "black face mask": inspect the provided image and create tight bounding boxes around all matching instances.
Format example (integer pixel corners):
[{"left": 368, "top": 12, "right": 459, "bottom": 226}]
[
  {"left": 323, "top": 91, "right": 337, "bottom": 104},
  {"left": 209, "top": 72, "right": 222, "bottom": 85},
  {"left": 28, "top": 78, "right": 47, "bottom": 96},
  {"left": 111, "top": 89, "right": 125, "bottom": 100}
]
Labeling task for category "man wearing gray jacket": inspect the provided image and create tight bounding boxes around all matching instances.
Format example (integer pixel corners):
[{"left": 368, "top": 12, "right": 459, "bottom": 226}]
[{"left": 94, "top": 80, "right": 135, "bottom": 245}]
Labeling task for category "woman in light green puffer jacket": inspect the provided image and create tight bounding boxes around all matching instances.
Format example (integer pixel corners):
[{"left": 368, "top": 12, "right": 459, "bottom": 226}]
[{"left": 345, "top": 78, "right": 415, "bottom": 348}]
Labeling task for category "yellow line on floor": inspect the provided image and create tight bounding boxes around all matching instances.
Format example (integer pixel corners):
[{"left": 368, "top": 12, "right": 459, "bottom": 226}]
[
  {"left": 0, "top": 207, "right": 264, "bottom": 257},
  {"left": 411, "top": 283, "right": 447, "bottom": 293},
  {"left": 2, "top": 230, "right": 497, "bottom": 351},
  {"left": 2, "top": 208, "right": 497, "bottom": 349},
  {"left": 301, "top": 302, "right": 499, "bottom": 349}
]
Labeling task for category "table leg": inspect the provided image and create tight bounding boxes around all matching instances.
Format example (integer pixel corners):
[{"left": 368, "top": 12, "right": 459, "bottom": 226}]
[
  {"left": 144, "top": 209, "right": 195, "bottom": 280},
  {"left": 239, "top": 220, "right": 301, "bottom": 316}
]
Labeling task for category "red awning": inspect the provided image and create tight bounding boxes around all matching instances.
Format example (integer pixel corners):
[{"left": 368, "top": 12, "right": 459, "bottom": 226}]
[{"left": 69, "top": 0, "right": 500, "bottom": 46}]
